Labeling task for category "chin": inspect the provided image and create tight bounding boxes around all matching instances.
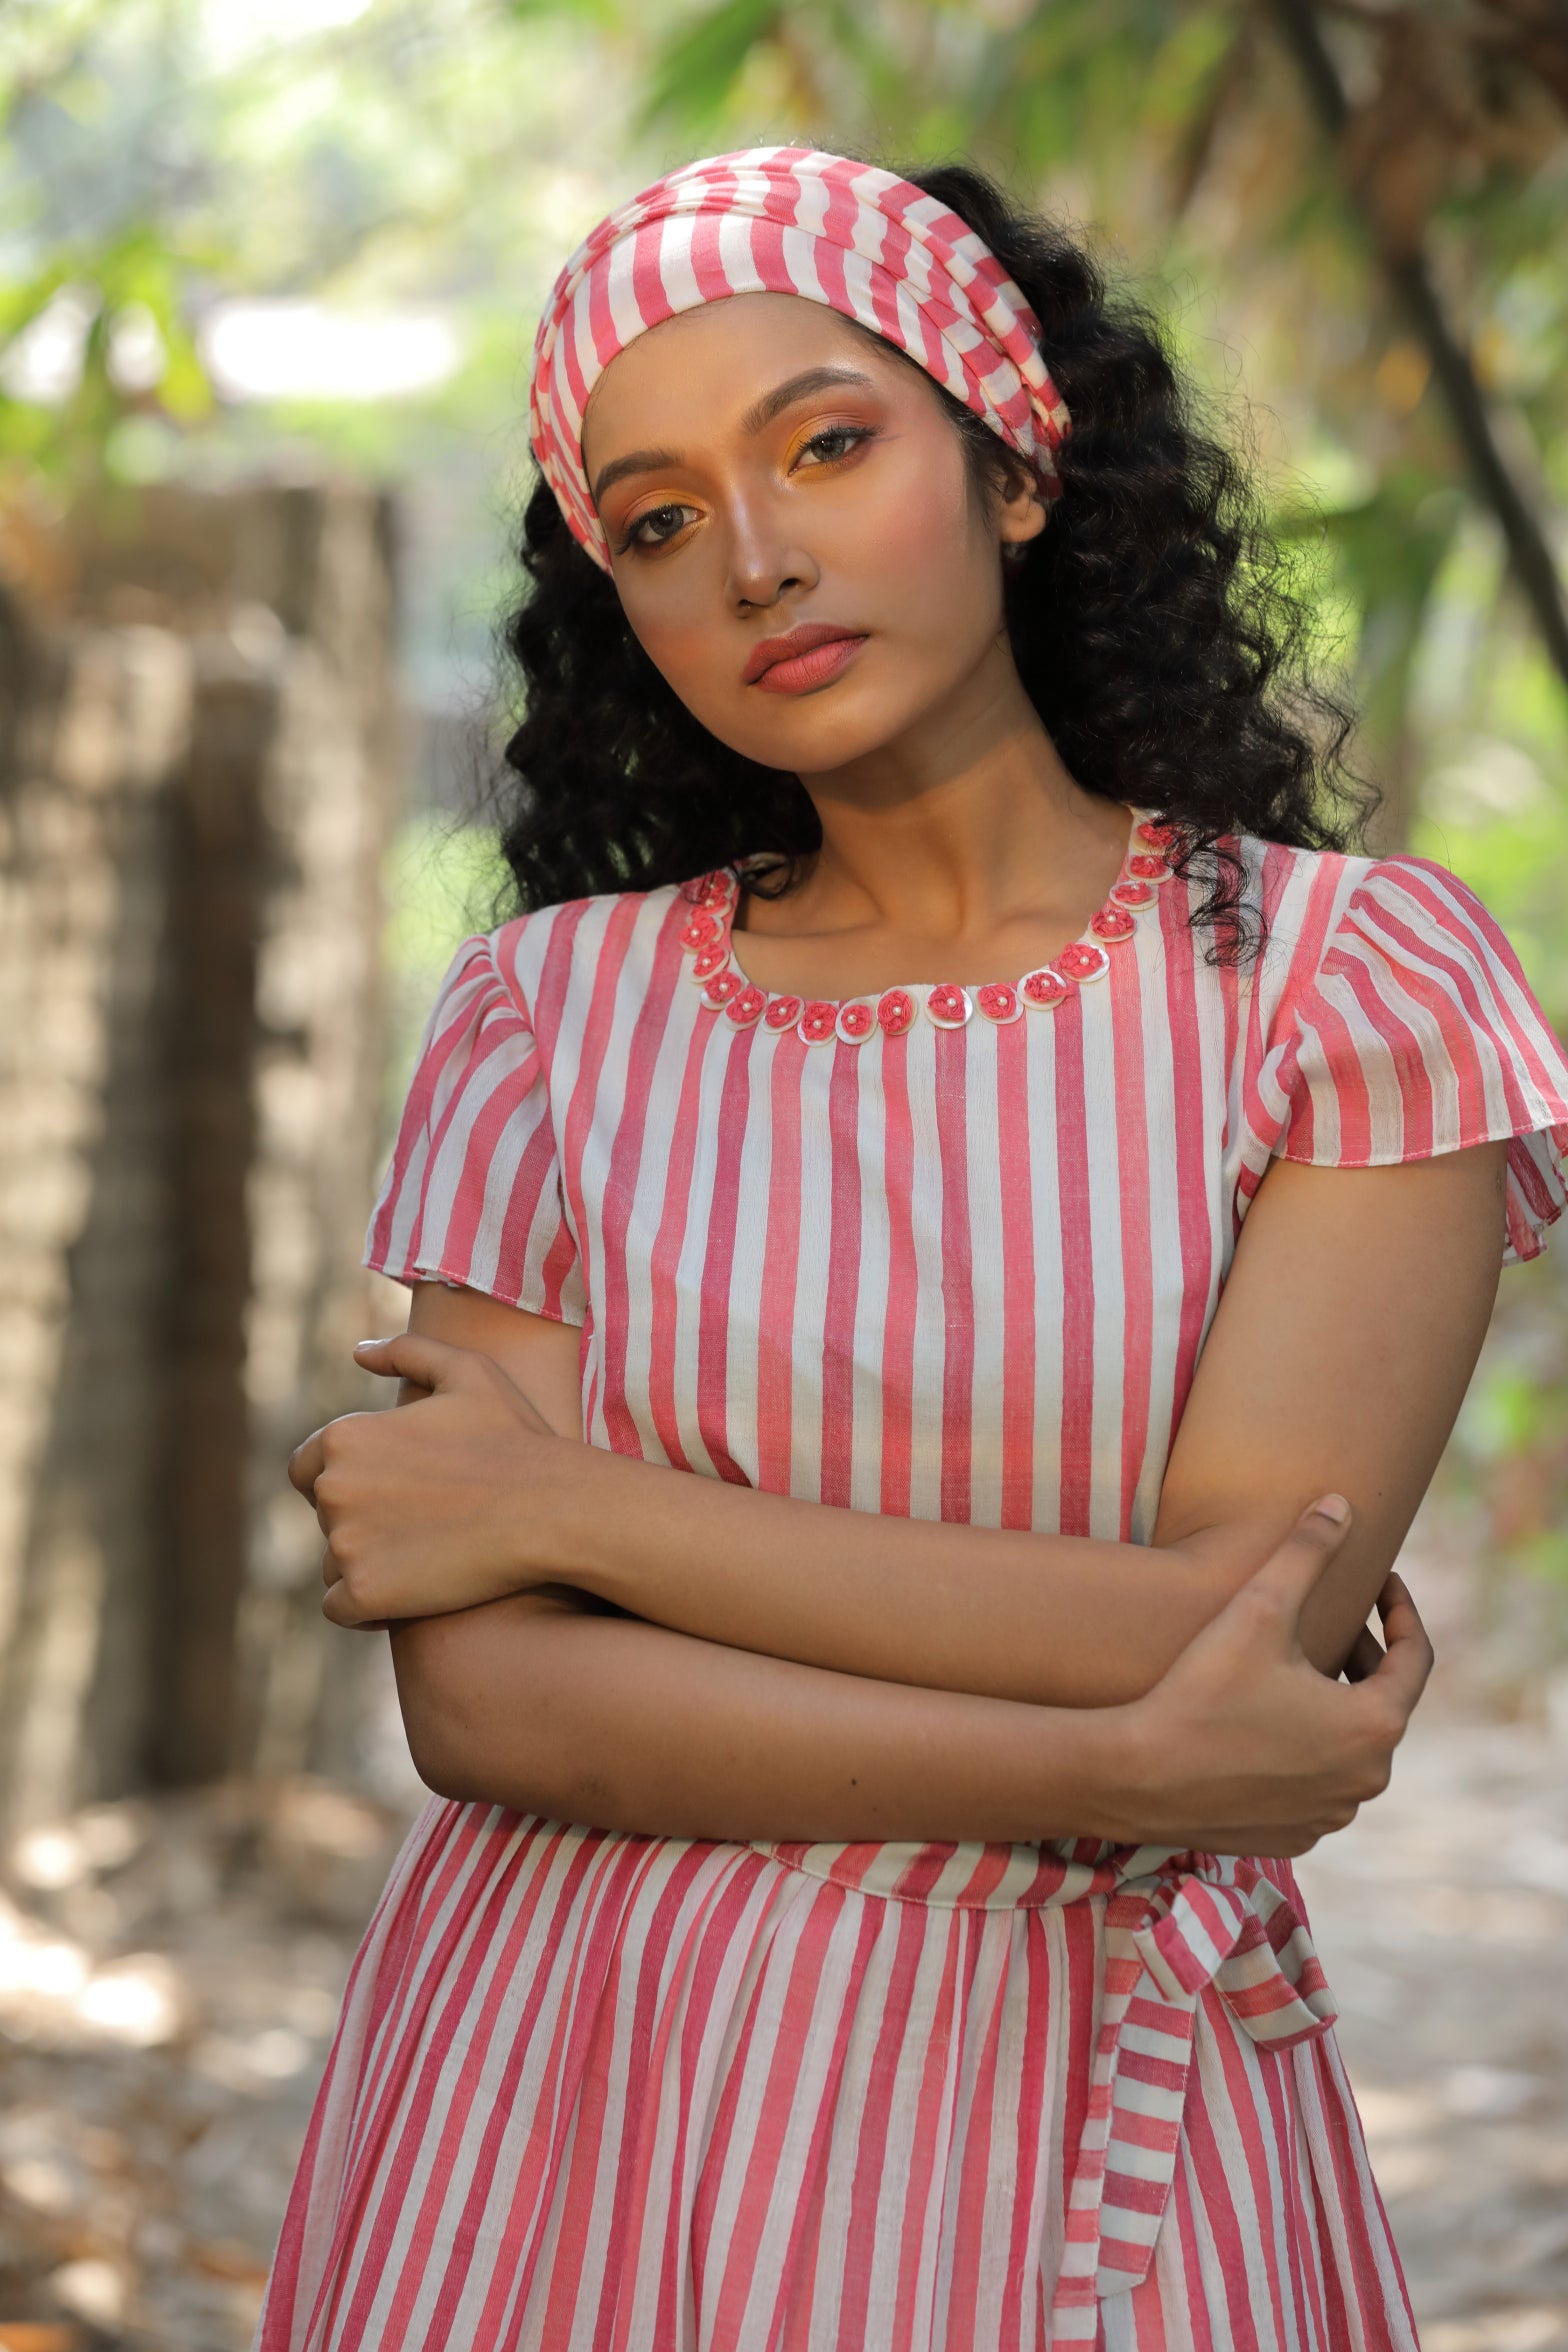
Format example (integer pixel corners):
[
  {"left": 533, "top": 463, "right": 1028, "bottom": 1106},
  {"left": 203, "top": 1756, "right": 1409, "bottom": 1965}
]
[{"left": 723, "top": 694, "right": 938, "bottom": 775}]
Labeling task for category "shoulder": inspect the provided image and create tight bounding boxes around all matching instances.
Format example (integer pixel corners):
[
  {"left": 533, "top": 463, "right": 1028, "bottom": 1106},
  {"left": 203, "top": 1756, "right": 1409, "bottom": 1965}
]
[
  {"left": 1237, "top": 833, "right": 1371, "bottom": 950},
  {"left": 1241, "top": 830, "right": 1568, "bottom": 1119},
  {"left": 1234, "top": 836, "right": 1568, "bottom": 1264},
  {"left": 1233, "top": 835, "right": 1512, "bottom": 1011},
  {"left": 451, "top": 876, "right": 694, "bottom": 1029}
]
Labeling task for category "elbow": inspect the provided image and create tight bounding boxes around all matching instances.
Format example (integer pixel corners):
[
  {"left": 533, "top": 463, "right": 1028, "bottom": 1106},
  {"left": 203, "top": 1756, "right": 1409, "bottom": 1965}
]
[
  {"left": 410, "top": 1726, "right": 479, "bottom": 1807},
  {"left": 387, "top": 1597, "right": 594, "bottom": 1816},
  {"left": 390, "top": 1608, "right": 565, "bottom": 1807},
  {"left": 389, "top": 1615, "right": 485, "bottom": 1800}
]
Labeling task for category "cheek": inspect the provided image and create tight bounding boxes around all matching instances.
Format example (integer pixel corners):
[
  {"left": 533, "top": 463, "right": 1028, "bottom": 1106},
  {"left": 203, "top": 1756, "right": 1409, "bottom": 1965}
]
[
  {"left": 836, "top": 445, "right": 995, "bottom": 635},
  {"left": 612, "top": 564, "right": 714, "bottom": 692},
  {"left": 611, "top": 540, "right": 724, "bottom": 663}
]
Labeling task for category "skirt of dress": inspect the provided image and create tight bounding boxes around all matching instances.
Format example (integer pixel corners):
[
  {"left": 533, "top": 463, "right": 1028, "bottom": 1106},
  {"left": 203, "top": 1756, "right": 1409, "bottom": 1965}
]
[{"left": 253, "top": 1799, "right": 1420, "bottom": 2352}]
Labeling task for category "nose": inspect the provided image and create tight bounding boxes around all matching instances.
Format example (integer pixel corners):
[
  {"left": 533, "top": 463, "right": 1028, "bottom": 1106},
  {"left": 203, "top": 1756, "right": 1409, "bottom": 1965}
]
[{"left": 725, "top": 498, "right": 819, "bottom": 612}]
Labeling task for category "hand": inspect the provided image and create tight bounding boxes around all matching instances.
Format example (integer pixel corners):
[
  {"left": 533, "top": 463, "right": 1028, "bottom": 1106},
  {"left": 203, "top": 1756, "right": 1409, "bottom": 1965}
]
[
  {"left": 1108, "top": 1497, "right": 1433, "bottom": 1857},
  {"left": 288, "top": 1333, "right": 583, "bottom": 1629}
]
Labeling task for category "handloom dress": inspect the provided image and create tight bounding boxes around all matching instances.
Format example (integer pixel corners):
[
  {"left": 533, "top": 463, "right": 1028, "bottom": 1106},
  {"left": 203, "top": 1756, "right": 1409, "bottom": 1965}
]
[{"left": 257, "top": 809, "right": 1568, "bottom": 2352}]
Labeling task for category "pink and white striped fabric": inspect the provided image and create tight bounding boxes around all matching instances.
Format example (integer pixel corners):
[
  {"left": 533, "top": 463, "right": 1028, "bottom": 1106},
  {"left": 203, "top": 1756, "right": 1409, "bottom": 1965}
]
[
  {"left": 528, "top": 144, "right": 1071, "bottom": 573},
  {"left": 256, "top": 825, "right": 1568, "bottom": 2350}
]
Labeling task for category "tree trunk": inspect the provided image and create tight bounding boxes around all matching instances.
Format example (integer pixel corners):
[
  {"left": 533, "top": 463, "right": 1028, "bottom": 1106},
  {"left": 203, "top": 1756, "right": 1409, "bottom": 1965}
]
[{"left": 1266, "top": 0, "right": 1568, "bottom": 690}]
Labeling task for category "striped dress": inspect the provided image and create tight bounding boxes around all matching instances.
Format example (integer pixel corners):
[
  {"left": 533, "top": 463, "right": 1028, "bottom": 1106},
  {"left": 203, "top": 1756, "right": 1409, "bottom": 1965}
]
[{"left": 257, "top": 814, "right": 1568, "bottom": 2352}]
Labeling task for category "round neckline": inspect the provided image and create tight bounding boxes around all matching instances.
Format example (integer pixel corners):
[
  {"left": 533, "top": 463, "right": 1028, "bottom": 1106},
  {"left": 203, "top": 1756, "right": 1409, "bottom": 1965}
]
[{"left": 677, "top": 805, "right": 1185, "bottom": 1044}]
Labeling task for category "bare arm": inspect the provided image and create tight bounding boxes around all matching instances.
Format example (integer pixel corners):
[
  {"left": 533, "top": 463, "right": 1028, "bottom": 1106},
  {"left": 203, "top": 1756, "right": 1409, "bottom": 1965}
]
[
  {"left": 346, "top": 1139, "right": 1504, "bottom": 1705},
  {"left": 389, "top": 1511, "right": 1420, "bottom": 1856},
  {"left": 391, "top": 1595, "right": 1128, "bottom": 1845},
  {"left": 379, "top": 1298, "right": 1146, "bottom": 1844}
]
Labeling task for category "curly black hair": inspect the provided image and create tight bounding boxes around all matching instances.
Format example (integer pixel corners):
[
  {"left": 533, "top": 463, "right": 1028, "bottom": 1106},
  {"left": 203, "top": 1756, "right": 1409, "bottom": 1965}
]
[{"left": 487, "top": 155, "right": 1374, "bottom": 960}]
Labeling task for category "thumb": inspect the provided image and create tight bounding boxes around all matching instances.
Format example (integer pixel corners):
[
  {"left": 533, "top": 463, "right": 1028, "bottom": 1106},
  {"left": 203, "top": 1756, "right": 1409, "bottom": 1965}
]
[
  {"left": 1233, "top": 1494, "right": 1354, "bottom": 1624},
  {"left": 352, "top": 1331, "right": 473, "bottom": 1391}
]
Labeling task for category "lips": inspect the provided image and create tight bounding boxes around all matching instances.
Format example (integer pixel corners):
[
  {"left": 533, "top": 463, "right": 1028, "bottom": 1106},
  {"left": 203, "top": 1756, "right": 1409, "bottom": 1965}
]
[{"left": 743, "top": 622, "right": 868, "bottom": 685}]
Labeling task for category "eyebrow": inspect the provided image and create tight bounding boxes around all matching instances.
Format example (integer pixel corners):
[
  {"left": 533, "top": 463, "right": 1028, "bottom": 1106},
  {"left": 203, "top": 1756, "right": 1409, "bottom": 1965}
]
[
  {"left": 588, "top": 365, "right": 878, "bottom": 508},
  {"left": 738, "top": 363, "right": 877, "bottom": 442}
]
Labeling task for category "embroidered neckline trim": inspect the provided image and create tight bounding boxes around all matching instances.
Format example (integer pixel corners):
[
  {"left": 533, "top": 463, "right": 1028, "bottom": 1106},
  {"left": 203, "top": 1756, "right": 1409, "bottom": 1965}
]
[{"left": 677, "top": 806, "right": 1183, "bottom": 1043}]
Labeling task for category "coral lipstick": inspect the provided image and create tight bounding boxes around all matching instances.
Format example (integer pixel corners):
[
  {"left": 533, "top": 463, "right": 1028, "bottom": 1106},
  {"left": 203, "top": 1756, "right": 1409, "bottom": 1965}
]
[{"left": 743, "top": 622, "right": 869, "bottom": 694}]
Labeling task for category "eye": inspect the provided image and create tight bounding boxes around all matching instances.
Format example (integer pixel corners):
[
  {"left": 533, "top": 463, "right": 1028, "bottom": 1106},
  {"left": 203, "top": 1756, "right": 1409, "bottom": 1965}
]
[
  {"left": 797, "top": 424, "right": 873, "bottom": 467},
  {"left": 618, "top": 500, "right": 696, "bottom": 553}
]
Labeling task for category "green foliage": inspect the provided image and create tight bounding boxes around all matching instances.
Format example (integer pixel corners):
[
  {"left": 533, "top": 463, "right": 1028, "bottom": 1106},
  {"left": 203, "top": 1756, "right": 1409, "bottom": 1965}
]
[
  {"left": 0, "top": 0, "right": 651, "bottom": 704},
  {"left": 1276, "top": 468, "right": 1466, "bottom": 831},
  {"left": 1461, "top": 1364, "right": 1559, "bottom": 1464},
  {"left": 632, "top": 0, "right": 786, "bottom": 137},
  {"left": 1518, "top": 1530, "right": 1568, "bottom": 1589},
  {"left": 384, "top": 810, "right": 508, "bottom": 986},
  {"left": 380, "top": 812, "right": 510, "bottom": 1130},
  {"left": 0, "top": 221, "right": 216, "bottom": 492},
  {"left": 1447, "top": 1349, "right": 1568, "bottom": 1618}
]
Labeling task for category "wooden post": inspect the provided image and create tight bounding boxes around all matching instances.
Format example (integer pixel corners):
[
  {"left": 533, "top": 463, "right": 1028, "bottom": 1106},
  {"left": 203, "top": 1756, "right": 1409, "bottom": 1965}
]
[
  {"left": 147, "top": 646, "right": 278, "bottom": 1787},
  {"left": 0, "top": 480, "right": 401, "bottom": 1827}
]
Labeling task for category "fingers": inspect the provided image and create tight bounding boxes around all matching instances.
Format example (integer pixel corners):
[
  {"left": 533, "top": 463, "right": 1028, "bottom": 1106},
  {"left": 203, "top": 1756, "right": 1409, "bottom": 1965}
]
[
  {"left": 353, "top": 1332, "right": 472, "bottom": 1392},
  {"left": 288, "top": 1427, "right": 328, "bottom": 1501},
  {"left": 289, "top": 1409, "right": 375, "bottom": 1509},
  {"left": 1362, "top": 1572, "right": 1435, "bottom": 1718},
  {"left": 322, "top": 1579, "right": 391, "bottom": 1633},
  {"left": 1341, "top": 1624, "right": 1385, "bottom": 1684},
  {"left": 1144, "top": 1814, "right": 1353, "bottom": 1859},
  {"left": 1375, "top": 1568, "right": 1419, "bottom": 1636},
  {"left": 1232, "top": 1495, "right": 1354, "bottom": 1620}
]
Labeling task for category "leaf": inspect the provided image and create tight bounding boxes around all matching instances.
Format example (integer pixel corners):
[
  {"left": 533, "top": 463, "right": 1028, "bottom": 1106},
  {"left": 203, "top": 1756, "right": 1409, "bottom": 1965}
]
[
  {"left": 1167, "top": 12, "right": 1254, "bottom": 217},
  {"left": 500, "top": 0, "right": 627, "bottom": 22},
  {"left": 1283, "top": 467, "right": 1464, "bottom": 767},
  {"left": 1516, "top": 1528, "right": 1568, "bottom": 1587},
  {"left": 634, "top": 0, "right": 787, "bottom": 135},
  {"left": 1459, "top": 1361, "right": 1545, "bottom": 1462},
  {"left": 0, "top": 260, "right": 77, "bottom": 349}
]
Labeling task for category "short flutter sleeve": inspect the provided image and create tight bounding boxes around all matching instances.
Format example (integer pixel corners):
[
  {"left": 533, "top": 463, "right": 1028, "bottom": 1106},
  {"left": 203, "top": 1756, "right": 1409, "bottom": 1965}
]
[
  {"left": 363, "top": 929, "right": 586, "bottom": 1323},
  {"left": 1258, "top": 853, "right": 1568, "bottom": 1266}
]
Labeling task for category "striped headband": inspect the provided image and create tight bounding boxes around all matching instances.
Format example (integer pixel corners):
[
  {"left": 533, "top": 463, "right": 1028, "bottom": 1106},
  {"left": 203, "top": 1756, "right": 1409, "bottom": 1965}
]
[{"left": 528, "top": 143, "right": 1072, "bottom": 573}]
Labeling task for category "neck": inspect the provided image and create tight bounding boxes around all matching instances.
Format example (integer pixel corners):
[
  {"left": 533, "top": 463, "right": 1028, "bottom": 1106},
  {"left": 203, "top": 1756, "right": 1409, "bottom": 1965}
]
[{"left": 772, "top": 642, "right": 1129, "bottom": 950}]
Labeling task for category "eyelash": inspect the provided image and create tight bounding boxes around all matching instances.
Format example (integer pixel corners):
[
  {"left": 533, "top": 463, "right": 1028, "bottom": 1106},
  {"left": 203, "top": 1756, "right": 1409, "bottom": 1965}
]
[{"left": 614, "top": 424, "right": 876, "bottom": 554}]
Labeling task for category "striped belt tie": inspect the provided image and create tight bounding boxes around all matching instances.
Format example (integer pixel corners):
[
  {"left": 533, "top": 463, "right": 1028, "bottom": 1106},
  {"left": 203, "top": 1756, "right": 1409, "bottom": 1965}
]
[{"left": 1047, "top": 1847, "right": 1339, "bottom": 2341}]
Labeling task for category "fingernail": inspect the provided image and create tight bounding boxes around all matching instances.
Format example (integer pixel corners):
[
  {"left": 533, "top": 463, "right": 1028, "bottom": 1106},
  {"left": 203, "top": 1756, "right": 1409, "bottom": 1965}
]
[{"left": 1314, "top": 1493, "right": 1351, "bottom": 1525}]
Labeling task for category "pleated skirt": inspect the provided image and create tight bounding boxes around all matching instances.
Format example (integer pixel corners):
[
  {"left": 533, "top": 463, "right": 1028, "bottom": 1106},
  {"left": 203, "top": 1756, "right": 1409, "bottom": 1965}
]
[{"left": 254, "top": 1797, "right": 1421, "bottom": 2352}]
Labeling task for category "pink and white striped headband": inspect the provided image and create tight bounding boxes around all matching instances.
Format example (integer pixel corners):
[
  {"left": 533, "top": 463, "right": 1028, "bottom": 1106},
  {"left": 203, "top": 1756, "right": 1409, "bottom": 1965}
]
[{"left": 528, "top": 144, "right": 1072, "bottom": 573}]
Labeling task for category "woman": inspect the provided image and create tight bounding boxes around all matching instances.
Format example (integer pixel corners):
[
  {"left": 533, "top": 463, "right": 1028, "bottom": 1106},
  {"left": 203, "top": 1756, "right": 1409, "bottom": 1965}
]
[{"left": 260, "top": 148, "right": 1568, "bottom": 2349}]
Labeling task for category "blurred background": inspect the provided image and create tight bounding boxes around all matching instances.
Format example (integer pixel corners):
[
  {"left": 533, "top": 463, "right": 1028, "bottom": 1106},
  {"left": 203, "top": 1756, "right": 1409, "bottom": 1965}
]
[{"left": 0, "top": 1, "right": 1565, "bottom": 2344}]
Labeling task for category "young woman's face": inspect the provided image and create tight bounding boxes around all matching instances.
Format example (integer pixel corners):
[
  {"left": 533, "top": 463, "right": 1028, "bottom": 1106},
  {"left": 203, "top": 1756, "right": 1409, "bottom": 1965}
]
[{"left": 578, "top": 292, "right": 1045, "bottom": 777}]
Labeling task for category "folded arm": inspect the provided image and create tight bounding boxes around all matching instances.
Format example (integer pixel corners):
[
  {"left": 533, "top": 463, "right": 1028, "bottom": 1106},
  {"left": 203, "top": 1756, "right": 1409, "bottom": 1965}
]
[
  {"left": 332, "top": 1138, "right": 1506, "bottom": 1705},
  {"left": 390, "top": 1512, "right": 1421, "bottom": 1856}
]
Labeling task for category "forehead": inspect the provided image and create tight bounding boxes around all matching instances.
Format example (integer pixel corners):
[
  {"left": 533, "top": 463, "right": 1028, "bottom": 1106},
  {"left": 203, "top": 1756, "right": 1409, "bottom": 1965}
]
[{"left": 579, "top": 291, "right": 910, "bottom": 464}]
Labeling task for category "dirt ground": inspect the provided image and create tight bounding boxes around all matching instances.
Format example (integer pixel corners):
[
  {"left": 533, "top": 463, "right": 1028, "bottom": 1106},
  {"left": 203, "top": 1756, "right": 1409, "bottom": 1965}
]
[
  {"left": 1295, "top": 1702, "right": 1568, "bottom": 2352},
  {"left": 1, "top": 1657, "right": 1565, "bottom": 2350}
]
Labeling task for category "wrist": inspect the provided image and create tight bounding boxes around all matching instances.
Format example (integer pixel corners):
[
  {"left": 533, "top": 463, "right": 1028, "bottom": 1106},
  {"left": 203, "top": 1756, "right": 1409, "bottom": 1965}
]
[
  {"left": 475, "top": 1425, "right": 591, "bottom": 1597},
  {"left": 532, "top": 1432, "right": 634, "bottom": 1595},
  {"left": 1034, "top": 1697, "right": 1152, "bottom": 1844}
]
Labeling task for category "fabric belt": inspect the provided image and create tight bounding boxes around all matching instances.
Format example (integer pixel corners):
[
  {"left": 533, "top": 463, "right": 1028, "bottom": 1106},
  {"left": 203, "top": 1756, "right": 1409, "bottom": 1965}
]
[
  {"left": 755, "top": 1832, "right": 1339, "bottom": 2331},
  {"left": 1047, "top": 1846, "right": 1338, "bottom": 2337}
]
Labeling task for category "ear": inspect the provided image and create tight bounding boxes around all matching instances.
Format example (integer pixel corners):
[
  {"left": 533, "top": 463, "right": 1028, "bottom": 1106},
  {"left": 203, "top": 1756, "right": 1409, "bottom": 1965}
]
[{"left": 994, "top": 451, "right": 1048, "bottom": 558}]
